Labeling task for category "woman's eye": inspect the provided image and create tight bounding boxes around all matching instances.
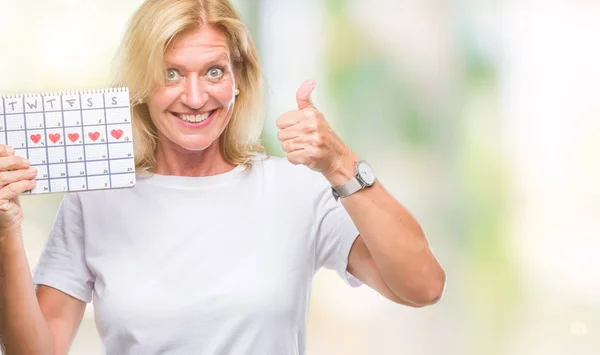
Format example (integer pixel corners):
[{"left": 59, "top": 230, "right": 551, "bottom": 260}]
[
  {"left": 166, "top": 69, "right": 182, "bottom": 81},
  {"left": 206, "top": 67, "right": 224, "bottom": 80}
]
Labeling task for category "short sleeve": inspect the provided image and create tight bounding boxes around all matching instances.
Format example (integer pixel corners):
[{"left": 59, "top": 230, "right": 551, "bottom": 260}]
[
  {"left": 312, "top": 174, "right": 362, "bottom": 287},
  {"left": 32, "top": 193, "right": 95, "bottom": 303}
]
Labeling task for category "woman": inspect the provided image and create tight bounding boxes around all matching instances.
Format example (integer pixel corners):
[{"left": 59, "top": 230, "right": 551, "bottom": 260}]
[{"left": 0, "top": 0, "right": 445, "bottom": 354}]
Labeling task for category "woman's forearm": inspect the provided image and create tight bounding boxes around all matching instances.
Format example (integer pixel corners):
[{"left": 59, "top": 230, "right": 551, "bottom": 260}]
[
  {"left": 0, "top": 230, "right": 53, "bottom": 354},
  {"left": 341, "top": 181, "right": 445, "bottom": 305},
  {"left": 324, "top": 153, "right": 445, "bottom": 305}
]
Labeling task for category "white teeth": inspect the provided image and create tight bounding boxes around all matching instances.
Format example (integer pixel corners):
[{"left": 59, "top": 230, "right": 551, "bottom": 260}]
[{"left": 177, "top": 111, "right": 212, "bottom": 123}]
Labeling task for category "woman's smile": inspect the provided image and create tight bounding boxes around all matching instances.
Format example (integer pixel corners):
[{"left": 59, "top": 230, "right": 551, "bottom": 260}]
[{"left": 170, "top": 109, "right": 218, "bottom": 125}]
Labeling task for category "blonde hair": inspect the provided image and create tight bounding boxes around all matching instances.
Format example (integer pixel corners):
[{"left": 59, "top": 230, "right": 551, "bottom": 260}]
[{"left": 111, "top": 0, "right": 267, "bottom": 173}]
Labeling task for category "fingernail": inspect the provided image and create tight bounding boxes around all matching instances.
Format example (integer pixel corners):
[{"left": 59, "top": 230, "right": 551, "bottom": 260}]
[
  {"left": 0, "top": 202, "right": 9, "bottom": 210},
  {"left": 23, "top": 159, "right": 30, "bottom": 166},
  {"left": 27, "top": 167, "right": 37, "bottom": 174},
  {"left": 6, "top": 146, "right": 14, "bottom": 154}
]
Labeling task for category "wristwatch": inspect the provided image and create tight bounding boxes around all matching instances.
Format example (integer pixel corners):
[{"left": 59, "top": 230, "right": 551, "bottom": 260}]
[{"left": 331, "top": 160, "right": 376, "bottom": 201}]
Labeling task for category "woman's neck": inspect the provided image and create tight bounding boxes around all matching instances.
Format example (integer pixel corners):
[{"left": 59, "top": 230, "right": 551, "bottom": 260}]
[{"left": 152, "top": 138, "right": 235, "bottom": 177}]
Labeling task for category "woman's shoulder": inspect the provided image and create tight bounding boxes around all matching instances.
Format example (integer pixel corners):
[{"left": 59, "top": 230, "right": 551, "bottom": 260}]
[
  {"left": 251, "top": 154, "right": 330, "bottom": 191},
  {"left": 253, "top": 154, "right": 317, "bottom": 179}
]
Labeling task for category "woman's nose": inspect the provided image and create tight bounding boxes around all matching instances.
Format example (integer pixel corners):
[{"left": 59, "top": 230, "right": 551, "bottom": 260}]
[{"left": 180, "top": 76, "right": 209, "bottom": 110}]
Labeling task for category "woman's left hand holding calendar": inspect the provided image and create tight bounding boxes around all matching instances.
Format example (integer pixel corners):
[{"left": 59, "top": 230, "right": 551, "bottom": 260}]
[{"left": 0, "top": 144, "right": 37, "bottom": 233}]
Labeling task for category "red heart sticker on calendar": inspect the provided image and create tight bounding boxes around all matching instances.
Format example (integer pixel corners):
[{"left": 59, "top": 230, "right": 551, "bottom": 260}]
[
  {"left": 68, "top": 133, "right": 79, "bottom": 142},
  {"left": 49, "top": 133, "right": 61, "bottom": 144},
  {"left": 111, "top": 129, "right": 124, "bottom": 140},
  {"left": 88, "top": 132, "right": 100, "bottom": 141},
  {"left": 30, "top": 134, "right": 41, "bottom": 144}
]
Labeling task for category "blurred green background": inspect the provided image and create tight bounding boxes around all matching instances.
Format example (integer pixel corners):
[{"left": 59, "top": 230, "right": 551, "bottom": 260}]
[{"left": 1, "top": 0, "right": 599, "bottom": 354}]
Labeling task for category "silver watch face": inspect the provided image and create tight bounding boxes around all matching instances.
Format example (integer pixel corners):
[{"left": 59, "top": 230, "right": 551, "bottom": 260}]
[{"left": 356, "top": 160, "right": 375, "bottom": 186}]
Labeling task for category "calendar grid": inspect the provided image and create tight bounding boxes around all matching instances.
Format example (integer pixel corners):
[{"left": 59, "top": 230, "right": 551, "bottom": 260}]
[
  {"left": 41, "top": 96, "right": 51, "bottom": 191},
  {"left": 1, "top": 88, "right": 136, "bottom": 194},
  {"left": 2, "top": 98, "right": 7, "bottom": 147},
  {"left": 51, "top": 106, "right": 130, "bottom": 112},
  {"left": 34, "top": 141, "right": 134, "bottom": 147},
  {"left": 0, "top": 126, "right": 113, "bottom": 133},
  {"left": 59, "top": 92, "right": 71, "bottom": 191},
  {"left": 42, "top": 171, "right": 133, "bottom": 181},
  {"left": 0, "top": 126, "right": 116, "bottom": 133},
  {"left": 102, "top": 94, "right": 113, "bottom": 189},
  {"left": 39, "top": 156, "right": 132, "bottom": 166},
  {"left": 22, "top": 96, "right": 30, "bottom": 160},
  {"left": 78, "top": 92, "right": 90, "bottom": 190}
]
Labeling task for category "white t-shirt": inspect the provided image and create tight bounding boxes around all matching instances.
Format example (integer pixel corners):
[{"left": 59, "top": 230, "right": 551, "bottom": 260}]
[{"left": 32, "top": 155, "right": 361, "bottom": 355}]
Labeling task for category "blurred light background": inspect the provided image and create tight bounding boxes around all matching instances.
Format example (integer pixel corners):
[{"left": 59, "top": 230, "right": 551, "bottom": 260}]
[{"left": 1, "top": 0, "right": 599, "bottom": 354}]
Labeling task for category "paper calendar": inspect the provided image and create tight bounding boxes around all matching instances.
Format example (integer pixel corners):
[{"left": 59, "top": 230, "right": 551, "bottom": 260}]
[{"left": 0, "top": 88, "right": 136, "bottom": 194}]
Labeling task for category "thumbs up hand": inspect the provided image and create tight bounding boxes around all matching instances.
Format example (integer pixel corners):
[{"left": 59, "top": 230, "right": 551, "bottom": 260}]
[{"left": 276, "top": 80, "right": 357, "bottom": 184}]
